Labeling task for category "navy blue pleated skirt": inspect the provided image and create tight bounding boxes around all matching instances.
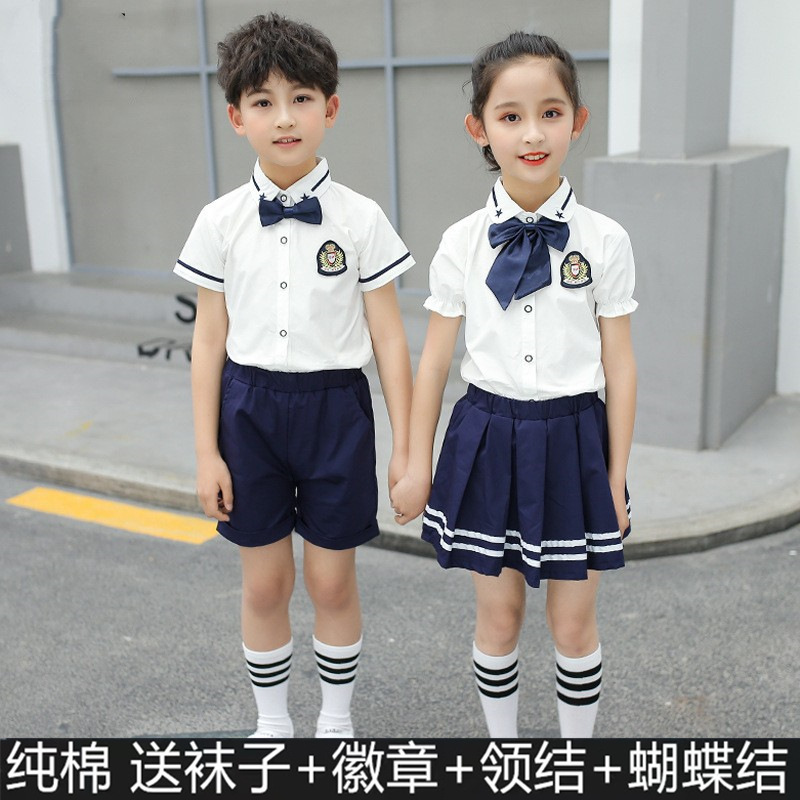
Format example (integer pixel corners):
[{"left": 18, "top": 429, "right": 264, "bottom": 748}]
[{"left": 421, "top": 385, "right": 631, "bottom": 588}]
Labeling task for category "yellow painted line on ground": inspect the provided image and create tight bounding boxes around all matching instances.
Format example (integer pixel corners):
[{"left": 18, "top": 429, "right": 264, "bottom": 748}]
[{"left": 6, "top": 487, "right": 217, "bottom": 545}]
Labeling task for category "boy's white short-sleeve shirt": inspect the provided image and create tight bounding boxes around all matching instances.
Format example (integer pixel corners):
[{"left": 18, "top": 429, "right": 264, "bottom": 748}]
[
  {"left": 174, "top": 157, "right": 414, "bottom": 371},
  {"left": 425, "top": 177, "right": 637, "bottom": 401}
]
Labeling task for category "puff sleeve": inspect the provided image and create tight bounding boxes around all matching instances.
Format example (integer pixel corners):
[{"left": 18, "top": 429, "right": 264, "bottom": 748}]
[
  {"left": 593, "top": 227, "right": 638, "bottom": 318},
  {"left": 423, "top": 223, "right": 467, "bottom": 317}
]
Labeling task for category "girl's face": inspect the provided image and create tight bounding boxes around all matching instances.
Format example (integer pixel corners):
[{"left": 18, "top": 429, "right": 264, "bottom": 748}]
[{"left": 466, "top": 56, "right": 588, "bottom": 211}]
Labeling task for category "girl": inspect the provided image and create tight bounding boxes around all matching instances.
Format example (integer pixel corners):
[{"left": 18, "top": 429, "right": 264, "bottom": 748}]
[{"left": 391, "top": 31, "right": 637, "bottom": 739}]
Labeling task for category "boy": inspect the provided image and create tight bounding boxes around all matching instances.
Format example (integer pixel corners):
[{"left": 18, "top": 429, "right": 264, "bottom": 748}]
[{"left": 173, "top": 13, "right": 414, "bottom": 739}]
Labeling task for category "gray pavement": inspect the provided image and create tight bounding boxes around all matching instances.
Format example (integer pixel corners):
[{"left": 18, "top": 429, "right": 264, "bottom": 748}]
[
  {"left": 1, "top": 465, "right": 798, "bottom": 739},
  {"left": 0, "top": 321, "right": 799, "bottom": 743},
  {"left": 0, "top": 344, "right": 798, "bottom": 561}
]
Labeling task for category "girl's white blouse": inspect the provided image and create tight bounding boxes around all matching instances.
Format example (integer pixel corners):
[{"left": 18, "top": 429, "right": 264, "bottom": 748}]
[{"left": 425, "top": 177, "right": 637, "bottom": 401}]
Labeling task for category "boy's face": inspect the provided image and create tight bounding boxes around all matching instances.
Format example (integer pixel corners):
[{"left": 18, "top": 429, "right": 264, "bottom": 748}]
[{"left": 228, "top": 71, "right": 339, "bottom": 189}]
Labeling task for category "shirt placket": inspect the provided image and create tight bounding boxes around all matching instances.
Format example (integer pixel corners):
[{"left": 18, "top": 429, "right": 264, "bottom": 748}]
[
  {"left": 275, "top": 191, "right": 292, "bottom": 366},
  {"left": 519, "top": 213, "right": 539, "bottom": 395}
]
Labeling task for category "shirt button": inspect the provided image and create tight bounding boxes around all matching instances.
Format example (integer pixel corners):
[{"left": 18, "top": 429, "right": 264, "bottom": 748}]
[
  {"left": 280, "top": 330, "right": 287, "bottom": 337},
  {"left": 280, "top": 281, "right": 287, "bottom": 289},
  {"left": 280, "top": 236, "right": 288, "bottom": 244},
  {"left": 279, "top": 194, "right": 287, "bottom": 202},
  {"left": 525, "top": 216, "right": 534, "bottom": 223},
  {"left": 524, "top": 354, "right": 533, "bottom": 363},
  {"left": 524, "top": 304, "right": 532, "bottom": 313}
]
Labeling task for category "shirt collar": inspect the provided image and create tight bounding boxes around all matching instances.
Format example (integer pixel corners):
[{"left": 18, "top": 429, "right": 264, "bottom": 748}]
[
  {"left": 250, "top": 157, "right": 332, "bottom": 205},
  {"left": 485, "top": 176, "right": 577, "bottom": 224}
]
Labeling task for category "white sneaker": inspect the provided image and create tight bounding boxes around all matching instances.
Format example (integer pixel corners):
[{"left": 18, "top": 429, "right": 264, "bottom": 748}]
[
  {"left": 315, "top": 715, "right": 354, "bottom": 738},
  {"left": 248, "top": 715, "right": 294, "bottom": 738}
]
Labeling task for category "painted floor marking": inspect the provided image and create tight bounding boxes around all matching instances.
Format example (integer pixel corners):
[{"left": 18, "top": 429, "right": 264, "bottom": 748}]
[{"left": 6, "top": 487, "right": 217, "bottom": 544}]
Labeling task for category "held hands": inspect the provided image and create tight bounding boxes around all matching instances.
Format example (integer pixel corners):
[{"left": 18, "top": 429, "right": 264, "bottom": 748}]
[
  {"left": 389, "top": 472, "right": 431, "bottom": 526},
  {"left": 196, "top": 453, "right": 234, "bottom": 522},
  {"left": 387, "top": 449, "right": 407, "bottom": 497}
]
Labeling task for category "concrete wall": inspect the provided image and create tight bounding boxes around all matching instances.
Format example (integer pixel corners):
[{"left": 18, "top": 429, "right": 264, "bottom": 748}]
[
  {"left": 0, "top": 0, "right": 69, "bottom": 272},
  {"left": 52, "top": 0, "right": 610, "bottom": 290},
  {"left": 3, "top": 0, "right": 798, "bottom": 398},
  {"left": 585, "top": 146, "right": 787, "bottom": 450},
  {"left": 608, "top": 0, "right": 800, "bottom": 395},
  {"left": 0, "top": 144, "right": 31, "bottom": 272}
]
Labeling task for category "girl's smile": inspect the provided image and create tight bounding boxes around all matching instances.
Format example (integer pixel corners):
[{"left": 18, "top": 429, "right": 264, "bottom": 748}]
[{"left": 520, "top": 152, "right": 549, "bottom": 164}]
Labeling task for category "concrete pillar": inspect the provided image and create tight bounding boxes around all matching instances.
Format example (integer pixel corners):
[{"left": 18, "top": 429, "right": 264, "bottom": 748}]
[
  {"left": 585, "top": 0, "right": 788, "bottom": 450},
  {"left": 639, "top": 0, "right": 732, "bottom": 159},
  {"left": 0, "top": 144, "right": 32, "bottom": 274}
]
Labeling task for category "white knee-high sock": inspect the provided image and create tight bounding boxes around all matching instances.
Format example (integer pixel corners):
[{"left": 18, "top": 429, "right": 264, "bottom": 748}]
[
  {"left": 473, "top": 642, "right": 519, "bottom": 738},
  {"left": 555, "top": 644, "right": 602, "bottom": 738},
  {"left": 313, "top": 635, "right": 361, "bottom": 737},
  {"left": 243, "top": 639, "right": 293, "bottom": 738}
]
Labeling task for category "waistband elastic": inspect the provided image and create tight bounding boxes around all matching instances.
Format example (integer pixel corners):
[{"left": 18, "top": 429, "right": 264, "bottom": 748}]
[
  {"left": 466, "top": 384, "right": 599, "bottom": 420},
  {"left": 224, "top": 360, "right": 364, "bottom": 392}
]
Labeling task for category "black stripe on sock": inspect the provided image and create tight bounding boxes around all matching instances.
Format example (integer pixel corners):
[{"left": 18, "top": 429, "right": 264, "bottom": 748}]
[
  {"left": 314, "top": 651, "right": 360, "bottom": 667},
  {"left": 477, "top": 683, "right": 519, "bottom": 699},
  {"left": 557, "top": 690, "right": 601, "bottom": 706},
  {"left": 556, "top": 675, "right": 602, "bottom": 693},
  {"left": 314, "top": 660, "right": 359, "bottom": 676},
  {"left": 474, "top": 670, "right": 519, "bottom": 689},
  {"left": 246, "top": 653, "right": 292, "bottom": 670},
  {"left": 248, "top": 667, "right": 291, "bottom": 685},
  {"left": 251, "top": 671, "right": 291, "bottom": 688},
  {"left": 318, "top": 673, "right": 357, "bottom": 685},
  {"left": 473, "top": 659, "right": 518, "bottom": 678},
  {"left": 247, "top": 661, "right": 292, "bottom": 679},
  {"left": 556, "top": 661, "right": 602, "bottom": 680}
]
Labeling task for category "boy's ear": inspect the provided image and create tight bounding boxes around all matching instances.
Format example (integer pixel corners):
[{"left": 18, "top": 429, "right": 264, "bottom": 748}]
[
  {"left": 227, "top": 104, "right": 246, "bottom": 136},
  {"left": 465, "top": 114, "right": 488, "bottom": 147},
  {"left": 571, "top": 106, "right": 589, "bottom": 140},
  {"left": 325, "top": 94, "right": 340, "bottom": 128}
]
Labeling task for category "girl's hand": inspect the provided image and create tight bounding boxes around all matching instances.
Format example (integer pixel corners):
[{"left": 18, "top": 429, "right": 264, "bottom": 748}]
[
  {"left": 390, "top": 473, "right": 431, "bottom": 525},
  {"left": 196, "top": 454, "right": 234, "bottom": 522},
  {"left": 610, "top": 482, "right": 630, "bottom": 539}
]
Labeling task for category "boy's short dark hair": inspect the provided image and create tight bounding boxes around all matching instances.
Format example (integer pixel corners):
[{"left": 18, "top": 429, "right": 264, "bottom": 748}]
[{"left": 217, "top": 12, "right": 339, "bottom": 106}]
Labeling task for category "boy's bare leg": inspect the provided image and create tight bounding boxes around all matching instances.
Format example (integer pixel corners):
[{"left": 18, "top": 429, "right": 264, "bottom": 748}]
[
  {"left": 303, "top": 541, "right": 362, "bottom": 737},
  {"left": 239, "top": 537, "right": 296, "bottom": 737},
  {"left": 303, "top": 542, "right": 361, "bottom": 644},
  {"left": 240, "top": 536, "right": 295, "bottom": 649}
]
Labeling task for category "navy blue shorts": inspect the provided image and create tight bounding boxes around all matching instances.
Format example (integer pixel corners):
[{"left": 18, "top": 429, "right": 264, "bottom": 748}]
[
  {"left": 216, "top": 360, "right": 379, "bottom": 550},
  {"left": 421, "top": 385, "right": 631, "bottom": 588}
]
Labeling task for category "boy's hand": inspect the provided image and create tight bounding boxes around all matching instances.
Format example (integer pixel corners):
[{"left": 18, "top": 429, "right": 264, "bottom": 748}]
[
  {"left": 196, "top": 454, "right": 234, "bottom": 522},
  {"left": 390, "top": 473, "right": 431, "bottom": 525}
]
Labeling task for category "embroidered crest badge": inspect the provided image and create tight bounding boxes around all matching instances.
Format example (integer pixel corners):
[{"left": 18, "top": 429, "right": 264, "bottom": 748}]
[
  {"left": 316, "top": 240, "right": 347, "bottom": 276},
  {"left": 560, "top": 251, "right": 592, "bottom": 288}
]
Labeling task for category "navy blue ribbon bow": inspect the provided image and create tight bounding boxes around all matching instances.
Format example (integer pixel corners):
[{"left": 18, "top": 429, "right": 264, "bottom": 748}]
[
  {"left": 259, "top": 195, "right": 322, "bottom": 226},
  {"left": 486, "top": 216, "right": 569, "bottom": 309}
]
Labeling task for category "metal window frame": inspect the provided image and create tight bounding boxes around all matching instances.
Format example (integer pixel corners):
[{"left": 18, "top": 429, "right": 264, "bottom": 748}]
[{"left": 108, "top": 0, "right": 608, "bottom": 289}]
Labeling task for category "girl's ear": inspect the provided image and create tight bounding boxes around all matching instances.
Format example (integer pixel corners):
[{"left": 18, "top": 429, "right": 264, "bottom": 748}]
[
  {"left": 465, "top": 113, "right": 488, "bottom": 147},
  {"left": 571, "top": 106, "right": 590, "bottom": 140}
]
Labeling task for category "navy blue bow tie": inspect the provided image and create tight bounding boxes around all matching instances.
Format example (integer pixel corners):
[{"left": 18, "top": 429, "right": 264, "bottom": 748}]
[
  {"left": 259, "top": 194, "right": 322, "bottom": 226},
  {"left": 486, "top": 216, "right": 570, "bottom": 309}
]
